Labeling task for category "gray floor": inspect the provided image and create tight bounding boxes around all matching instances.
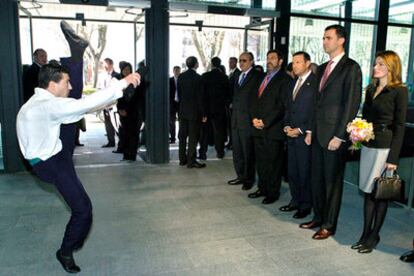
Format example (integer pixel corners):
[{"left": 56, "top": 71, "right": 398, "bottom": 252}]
[{"left": 1, "top": 117, "right": 414, "bottom": 275}]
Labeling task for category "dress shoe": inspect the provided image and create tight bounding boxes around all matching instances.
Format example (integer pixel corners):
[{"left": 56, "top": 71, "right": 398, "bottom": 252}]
[
  {"left": 248, "top": 190, "right": 265, "bottom": 198},
  {"left": 60, "top": 20, "right": 89, "bottom": 62},
  {"left": 187, "top": 161, "right": 206, "bottom": 168},
  {"left": 228, "top": 179, "right": 243, "bottom": 185},
  {"left": 216, "top": 152, "right": 225, "bottom": 159},
  {"left": 312, "top": 228, "right": 333, "bottom": 240},
  {"left": 279, "top": 204, "right": 298, "bottom": 212},
  {"left": 197, "top": 154, "right": 207, "bottom": 160},
  {"left": 179, "top": 161, "right": 187, "bottom": 166},
  {"left": 170, "top": 139, "right": 176, "bottom": 144},
  {"left": 351, "top": 240, "right": 365, "bottom": 250},
  {"left": 299, "top": 220, "right": 321, "bottom": 229},
  {"left": 75, "top": 142, "right": 84, "bottom": 147},
  {"left": 56, "top": 249, "right": 81, "bottom": 273},
  {"left": 112, "top": 149, "right": 123, "bottom": 154},
  {"left": 262, "top": 196, "right": 279, "bottom": 204},
  {"left": 400, "top": 249, "right": 414, "bottom": 262},
  {"left": 242, "top": 183, "right": 253, "bottom": 190},
  {"left": 358, "top": 236, "right": 380, "bottom": 254},
  {"left": 102, "top": 143, "right": 115, "bottom": 148},
  {"left": 293, "top": 209, "right": 311, "bottom": 219}
]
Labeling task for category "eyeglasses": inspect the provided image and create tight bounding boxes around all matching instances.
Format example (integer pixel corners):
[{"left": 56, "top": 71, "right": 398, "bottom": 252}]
[{"left": 239, "top": 59, "right": 249, "bottom": 63}]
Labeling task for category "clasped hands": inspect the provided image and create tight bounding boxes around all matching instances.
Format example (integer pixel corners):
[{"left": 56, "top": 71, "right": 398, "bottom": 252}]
[{"left": 252, "top": 118, "right": 264, "bottom": 129}]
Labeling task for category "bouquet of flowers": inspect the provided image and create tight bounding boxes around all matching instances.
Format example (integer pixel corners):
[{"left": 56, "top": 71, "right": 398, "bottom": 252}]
[{"left": 346, "top": 118, "right": 375, "bottom": 150}]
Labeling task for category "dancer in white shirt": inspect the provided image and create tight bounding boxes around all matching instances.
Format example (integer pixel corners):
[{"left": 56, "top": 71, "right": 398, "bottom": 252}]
[{"left": 16, "top": 63, "right": 140, "bottom": 273}]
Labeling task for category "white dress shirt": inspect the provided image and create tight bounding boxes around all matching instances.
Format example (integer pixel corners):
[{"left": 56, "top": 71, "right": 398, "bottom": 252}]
[{"left": 16, "top": 79, "right": 128, "bottom": 161}]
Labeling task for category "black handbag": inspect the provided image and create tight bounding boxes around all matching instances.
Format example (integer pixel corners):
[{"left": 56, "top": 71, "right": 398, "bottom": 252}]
[{"left": 373, "top": 170, "right": 403, "bottom": 201}]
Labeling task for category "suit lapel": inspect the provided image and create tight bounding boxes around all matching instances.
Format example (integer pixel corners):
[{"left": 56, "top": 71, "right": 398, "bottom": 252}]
[{"left": 320, "top": 55, "right": 347, "bottom": 91}]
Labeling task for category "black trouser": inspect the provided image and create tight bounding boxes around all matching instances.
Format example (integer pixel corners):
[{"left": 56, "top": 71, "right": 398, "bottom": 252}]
[
  {"left": 254, "top": 136, "right": 283, "bottom": 198},
  {"left": 32, "top": 149, "right": 92, "bottom": 255},
  {"left": 103, "top": 109, "right": 115, "bottom": 145},
  {"left": 169, "top": 102, "right": 179, "bottom": 142},
  {"left": 178, "top": 118, "right": 201, "bottom": 164},
  {"left": 232, "top": 128, "right": 255, "bottom": 184},
  {"left": 199, "top": 113, "right": 227, "bottom": 157},
  {"left": 122, "top": 115, "right": 141, "bottom": 160},
  {"left": 287, "top": 137, "right": 312, "bottom": 210},
  {"left": 311, "top": 140, "right": 347, "bottom": 232}
]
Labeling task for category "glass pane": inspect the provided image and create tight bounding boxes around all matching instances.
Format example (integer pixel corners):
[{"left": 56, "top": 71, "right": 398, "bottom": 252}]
[
  {"left": 291, "top": 0, "right": 344, "bottom": 18},
  {"left": 386, "top": 26, "right": 411, "bottom": 82},
  {"left": 135, "top": 23, "right": 145, "bottom": 69},
  {"left": 170, "top": 25, "right": 244, "bottom": 73},
  {"left": 169, "top": 12, "right": 250, "bottom": 28},
  {"left": 288, "top": 17, "right": 338, "bottom": 64},
  {"left": 389, "top": 0, "right": 414, "bottom": 25},
  {"left": 351, "top": 0, "right": 378, "bottom": 20},
  {"left": 19, "top": 18, "right": 32, "bottom": 65},
  {"left": 170, "top": 0, "right": 276, "bottom": 10},
  {"left": 348, "top": 23, "right": 375, "bottom": 88},
  {"left": 246, "top": 28, "right": 269, "bottom": 68},
  {"left": 0, "top": 123, "right": 4, "bottom": 170}
]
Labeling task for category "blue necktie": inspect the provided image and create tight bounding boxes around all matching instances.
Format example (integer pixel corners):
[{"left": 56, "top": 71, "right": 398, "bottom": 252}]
[{"left": 239, "top": 73, "right": 246, "bottom": 86}]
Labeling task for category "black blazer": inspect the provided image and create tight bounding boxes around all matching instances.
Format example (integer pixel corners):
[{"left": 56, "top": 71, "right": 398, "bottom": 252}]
[
  {"left": 228, "top": 68, "right": 241, "bottom": 103},
  {"left": 362, "top": 85, "right": 408, "bottom": 164},
  {"left": 169, "top": 76, "right": 179, "bottom": 113},
  {"left": 313, "top": 55, "right": 362, "bottom": 147},
  {"left": 231, "top": 68, "right": 263, "bottom": 130},
  {"left": 285, "top": 72, "right": 317, "bottom": 134},
  {"left": 250, "top": 70, "right": 291, "bottom": 140},
  {"left": 177, "top": 69, "right": 204, "bottom": 120},
  {"left": 201, "top": 68, "right": 230, "bottom": 115},
  {"left": 22, "top": 63, "right": 40, "bottom": 103}
]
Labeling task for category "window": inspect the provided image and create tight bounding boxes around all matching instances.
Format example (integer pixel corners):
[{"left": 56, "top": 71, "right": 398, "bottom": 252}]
[{"left": 386, "top": 26, "right": 412, "bottom": 82}]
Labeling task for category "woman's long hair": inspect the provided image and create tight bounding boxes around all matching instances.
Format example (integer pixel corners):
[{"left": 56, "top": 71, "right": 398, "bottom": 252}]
[{"left": 373, "top": 50, "right": 404, "bottom": 88}]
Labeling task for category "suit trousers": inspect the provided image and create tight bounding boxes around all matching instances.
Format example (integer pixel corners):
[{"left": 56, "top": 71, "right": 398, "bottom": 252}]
[
  {"left": 179, "top": 118, "right": 201, "bottom": 164},
  {"left": 287, "top": 137, "right": 312, "bottom": 210},
  {"left": 169, "top": 102, "right": 179, "bottom": 142},
  {"left": 311, "top": 140, "right": 347, "bottom": 232},
  {"left": 199, "top": 113, "right": 226, "bottom": 156},
  {"left": 32, "top": 148, "right": 92, "bottom": 254},
  {"left": 232, "top": 128, "right": 255, "bottom": 184},
  {"left": 103, "top": 109, "right": 116, "bottom": 145},
  {"left": 254, "top": 136, "right": 283, "bottom": 198}
]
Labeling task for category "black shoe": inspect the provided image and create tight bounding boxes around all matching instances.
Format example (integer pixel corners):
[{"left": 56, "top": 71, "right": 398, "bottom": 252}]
[
  {"left": 358, "top": 236, "right": 380, "bottom": 254},
  {"left": 248, "top": 190, "right": 265, "bottom": 198},
  {"left": 198, "top": 154, "right": 207, "bottom": 160},
  {"left": 279, "top": 204, "right": 298, "bottom": 212},
  {"left": 179, "top": 161, "right": 187, "bottom": 166},
  {"left": 56, "top": 250, "right": 81, "bottom": 273},
  {"left": 228, "top": 179, "right": 243, "bottom": 185},
  {"left": 102, "top": 143, "right": 115, "bottom": 148},
  {"left": 293, "top": 209, "right": 311, "bottom": 219},
  {"left": 60, "top": 20, "right": 89, "bottom": 62},
  {"left": 75, "top": 142, "right": 84, "bottom": 147},
  {"left": 262, "top": 196, "right": 279, "bottom": 204},
  {"left": 216, "top": 152, "right": 225, "bottom": 159},
  {"left": 242, "top": 183, "right": 253, "bottom": 190},
  {"left": 170, "top": 140, "right": 176, "bottom": 144},
  {"left": 400, "top": 250, "right": 414, "bottom": 262},
  {"left": 187, "top": 161, "right": 206, "bottom": 168},
  {"left": 351, "top": 240, "right": 366, "bottom": 250},
  {"left": 112, "top": 149, "right": 123, "bottom": 154}
]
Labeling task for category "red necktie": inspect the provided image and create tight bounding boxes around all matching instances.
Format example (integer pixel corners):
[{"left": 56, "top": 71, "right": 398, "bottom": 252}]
[
  {"left": 319, "top": 60, "right": 334, "bottom": 91},
  {"left": 258, "top": 74, "right": 270, "bottom": 97}
]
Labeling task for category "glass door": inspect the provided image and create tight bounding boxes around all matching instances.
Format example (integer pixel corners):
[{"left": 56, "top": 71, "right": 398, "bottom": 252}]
[{"left": 243, "top": 19, "right": 273, "bottom": 68}]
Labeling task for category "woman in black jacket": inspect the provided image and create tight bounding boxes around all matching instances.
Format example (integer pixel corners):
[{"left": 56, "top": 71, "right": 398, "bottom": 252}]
[{"left": 351, "top": 50, "right": 408, "bottom": 253}]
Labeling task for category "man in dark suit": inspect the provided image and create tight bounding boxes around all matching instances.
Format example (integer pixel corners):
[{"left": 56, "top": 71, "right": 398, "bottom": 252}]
[
  {"left": 248, "top": 49, "right": 290, "bottom": 202},
  {"left": 226, "top": 57, "right": 240, "bottom": 150},
  {"left": 280, "top": 51, "right": 316, "bottom": 218},
  {"left": 99, "top": 58, "right": 121, "bottom": 148},
  {"left": 227, "top": 52, "right": 262, "bottom": 190},
  {"left": 169, "top": 66, "right": 181, "bottom": 144},
  {"left": 23, "top": 48, "right": 48, "bottom": 103},
  {"left": 177, "top": 56, "right": 206, "bottom": 168},
  {"left": 199, "top": 57, "right": 230, "bottom": 159},
  {"left": 300, "top": 24, "right": 362, "bottom": 239}
]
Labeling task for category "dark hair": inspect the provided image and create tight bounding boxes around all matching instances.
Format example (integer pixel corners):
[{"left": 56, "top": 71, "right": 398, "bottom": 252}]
[
  {"left": 229, "top": 57, "right": 237, "bottom": 63},
  {"left": 292, "top": 51, "right": 311, "bottom": 62},
  {"left": 286, "top": 62, "right": 293, "bottom": 72},
  {"left": 267, "top": 49, "right": 284, "bottom": 61},
  {"left": 120, "top": 62, "right": 132, "bottom": 77},
  {"left": 186, "top": 56, "right": 198, "bottom": 69},
  {"left": 38, "top": 62, "right": 70, "bottom": 89},
  {"left": 325, "top": 24, "right": 347, "bottom": 42},
  {"left": 33, "top": 48, "right": 46, "bottom": 57},
  {"left": 254, "top": 65, "right": 264, "bottom": 72},
  {"left": 173, "top": 66, "right": 181, "bottom": 71},
  {"left": 240, "top": 52, "right": 254, "bottom": 61},
  {"left": 104, "top": 58, "right": 114, "bottom": 65},
  {"left": 211, "top": 57, "right": 221, "bottom": 68}
]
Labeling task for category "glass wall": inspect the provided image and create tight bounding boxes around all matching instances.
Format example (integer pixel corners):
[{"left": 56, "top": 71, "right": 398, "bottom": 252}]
[{"left": 386, "top": 26, "right": 412, "bottom": 83}]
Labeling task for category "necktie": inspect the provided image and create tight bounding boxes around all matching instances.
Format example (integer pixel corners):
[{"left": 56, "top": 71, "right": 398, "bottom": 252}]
[
  {"left": 239, "top": 73, "right": 246, "bottom": 86},
  {"left": 292, "top": 77, "right": 303, "bottom": 100},
  {"left": 174, "top": 78, "right": 179, "bottom": 102},
  {"left": 319, "top": 60, "right": 334, "bottom": 91},
  {"left": 258, "top": 74, "right": 270, "bottom": 97}
]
